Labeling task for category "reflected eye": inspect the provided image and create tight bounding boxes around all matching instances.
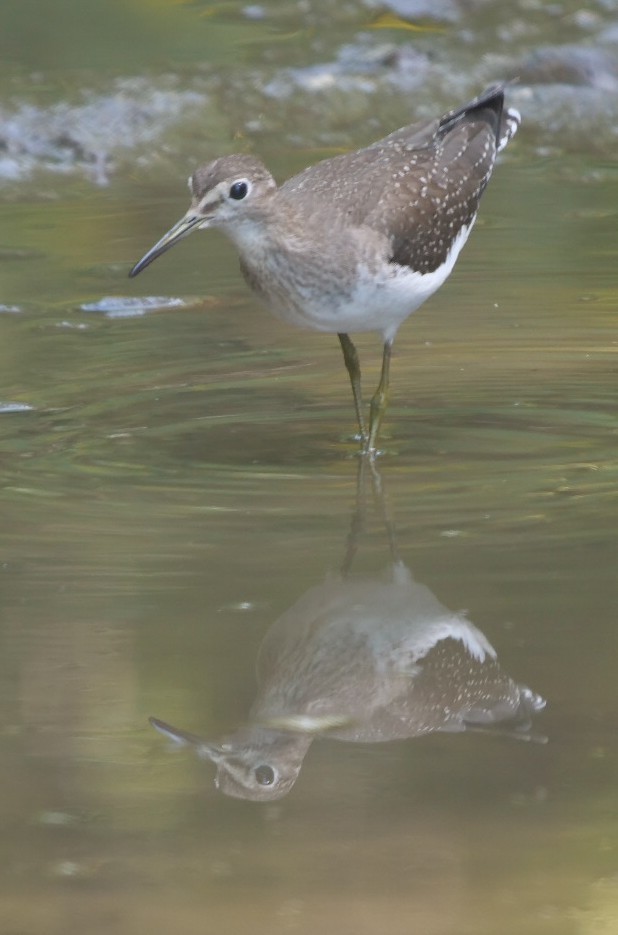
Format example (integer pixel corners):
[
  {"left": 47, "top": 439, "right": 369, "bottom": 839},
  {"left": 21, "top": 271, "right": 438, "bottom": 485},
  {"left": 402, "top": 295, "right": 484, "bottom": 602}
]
[
  {"left": 254, "top": 765, "right": 275, "bottom": 786},
  {"left": 229, "top": 180, "right": 249, "bottom": 200}
]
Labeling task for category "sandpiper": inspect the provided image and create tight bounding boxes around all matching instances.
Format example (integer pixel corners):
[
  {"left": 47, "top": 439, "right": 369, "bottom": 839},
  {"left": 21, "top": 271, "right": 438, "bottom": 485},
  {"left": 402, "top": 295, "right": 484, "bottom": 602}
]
[
  {"left": 130, "top": 85, "right": 520, "bottom": 455},
  {"left": 148, "top": 460, "right": 544, "bottom": 801}
]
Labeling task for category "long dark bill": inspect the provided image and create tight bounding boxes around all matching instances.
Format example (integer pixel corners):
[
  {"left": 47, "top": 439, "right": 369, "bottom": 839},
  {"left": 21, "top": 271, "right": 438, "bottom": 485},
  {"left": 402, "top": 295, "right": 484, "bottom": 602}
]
[
  {"left": 129, "top": 213, "right": 203, "bottom": 278},
  {"left": 149, "top": 716, "right": 225, "bottom": 762}
]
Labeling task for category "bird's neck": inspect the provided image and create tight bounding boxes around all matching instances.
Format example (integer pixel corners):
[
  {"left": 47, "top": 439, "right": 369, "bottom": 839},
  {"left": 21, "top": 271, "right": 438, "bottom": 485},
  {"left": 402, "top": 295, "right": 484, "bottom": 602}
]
[{"left": 220, "top": 201, "right": 308, "bottom": 263}]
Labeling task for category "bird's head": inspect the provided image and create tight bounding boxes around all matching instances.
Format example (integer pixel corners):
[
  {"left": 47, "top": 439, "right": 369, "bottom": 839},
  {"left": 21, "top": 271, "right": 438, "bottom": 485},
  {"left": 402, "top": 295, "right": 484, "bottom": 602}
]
[{"left": 129, "top": 154, "right": 276, "bottom": 277}]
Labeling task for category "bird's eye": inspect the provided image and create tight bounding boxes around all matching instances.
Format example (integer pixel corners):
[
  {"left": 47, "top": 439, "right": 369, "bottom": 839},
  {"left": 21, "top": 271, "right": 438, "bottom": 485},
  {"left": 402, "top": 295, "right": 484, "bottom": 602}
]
[
  {"left": 254, "top": 765, "right": 275, "bottom": 786},
  {"left": 229, "top": 180, "right": 249, "bottom": 200}
]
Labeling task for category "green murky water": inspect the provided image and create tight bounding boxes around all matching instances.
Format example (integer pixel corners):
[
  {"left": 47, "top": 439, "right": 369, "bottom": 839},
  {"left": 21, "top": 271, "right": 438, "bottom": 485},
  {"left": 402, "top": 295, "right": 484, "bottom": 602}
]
[{"left": 1, "top": 2, "right": 617, "bottom": 933}]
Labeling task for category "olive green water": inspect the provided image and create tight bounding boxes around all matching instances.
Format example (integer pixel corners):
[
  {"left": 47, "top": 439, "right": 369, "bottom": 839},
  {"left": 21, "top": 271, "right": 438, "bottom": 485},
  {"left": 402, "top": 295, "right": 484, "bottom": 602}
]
[{"left": 1, "top": 2, "right": 617, "bottom": 934}]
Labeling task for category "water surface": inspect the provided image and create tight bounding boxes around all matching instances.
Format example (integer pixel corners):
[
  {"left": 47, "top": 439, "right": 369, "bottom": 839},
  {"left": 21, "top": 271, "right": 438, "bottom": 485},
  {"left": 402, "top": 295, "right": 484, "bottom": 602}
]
[{"left": 1, "top": 1, "right": 617, "bottom": 933}]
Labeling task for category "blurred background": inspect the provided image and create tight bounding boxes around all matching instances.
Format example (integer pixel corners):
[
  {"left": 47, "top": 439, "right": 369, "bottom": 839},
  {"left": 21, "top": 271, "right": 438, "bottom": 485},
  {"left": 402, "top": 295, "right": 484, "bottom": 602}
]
[{"left": 0, "top": 1, "right": 617, "bottom": 933}]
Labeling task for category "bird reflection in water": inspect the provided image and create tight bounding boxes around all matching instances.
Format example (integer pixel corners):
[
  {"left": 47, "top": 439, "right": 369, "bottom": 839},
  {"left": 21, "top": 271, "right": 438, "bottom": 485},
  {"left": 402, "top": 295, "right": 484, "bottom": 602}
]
[{"left": 150, "top": 462, "right": 545, "bottom": 800}]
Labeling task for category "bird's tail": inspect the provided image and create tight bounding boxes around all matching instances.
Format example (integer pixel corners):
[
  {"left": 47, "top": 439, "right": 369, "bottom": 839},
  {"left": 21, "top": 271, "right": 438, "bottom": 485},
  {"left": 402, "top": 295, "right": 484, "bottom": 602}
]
[
  {"left": 498, "top": 104, "right": 521, "bottom": 152},
  {"left": 441, "top": 83, "right": 521, "bottom": 152}
]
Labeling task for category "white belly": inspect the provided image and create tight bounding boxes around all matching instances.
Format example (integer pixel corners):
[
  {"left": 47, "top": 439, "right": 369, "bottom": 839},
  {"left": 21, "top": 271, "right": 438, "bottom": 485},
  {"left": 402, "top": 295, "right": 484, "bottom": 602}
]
[{"left": 265, "top": 220, "right": 475, "bottom": 341}]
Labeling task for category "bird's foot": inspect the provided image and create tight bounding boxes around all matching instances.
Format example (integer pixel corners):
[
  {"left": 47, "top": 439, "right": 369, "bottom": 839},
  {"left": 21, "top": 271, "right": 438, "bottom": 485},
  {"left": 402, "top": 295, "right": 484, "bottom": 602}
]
[{"left": 359, "top": 443, "right": 383, "bottom": 460}]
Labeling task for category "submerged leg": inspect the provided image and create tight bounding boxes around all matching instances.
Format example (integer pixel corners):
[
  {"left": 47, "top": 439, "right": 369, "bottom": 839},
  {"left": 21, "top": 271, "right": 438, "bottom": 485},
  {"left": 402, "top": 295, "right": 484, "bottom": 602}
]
[
  {"left": 340, "top": 454, "right": 369, "bottom": 576},
  {"left": 366, "top": 339, "right": 393, "bottom": 455},
  {"left": 338, "top": 332, "right": 367, "bottom": 444}
]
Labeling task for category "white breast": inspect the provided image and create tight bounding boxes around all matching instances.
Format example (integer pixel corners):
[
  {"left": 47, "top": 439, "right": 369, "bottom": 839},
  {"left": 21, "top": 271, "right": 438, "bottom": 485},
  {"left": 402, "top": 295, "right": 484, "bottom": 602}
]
[{"left": 266, "top": 219, "right": 475, "bottom": 341}]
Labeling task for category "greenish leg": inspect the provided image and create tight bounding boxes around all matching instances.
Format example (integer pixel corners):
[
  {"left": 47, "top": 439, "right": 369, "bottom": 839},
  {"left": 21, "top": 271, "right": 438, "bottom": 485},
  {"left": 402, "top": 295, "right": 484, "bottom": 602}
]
[
  {"left": 366, "top": 339, "right": 393, "bottom": 455},
  {"left": 338, "top": 332, "right": 367, "bottom": 444}
]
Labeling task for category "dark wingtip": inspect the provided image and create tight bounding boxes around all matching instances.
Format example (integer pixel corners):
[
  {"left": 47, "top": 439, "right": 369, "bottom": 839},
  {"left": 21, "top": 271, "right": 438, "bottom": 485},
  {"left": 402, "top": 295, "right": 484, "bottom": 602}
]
[{"left": 440, "top": 82, "right": 522, "bottom": 149}]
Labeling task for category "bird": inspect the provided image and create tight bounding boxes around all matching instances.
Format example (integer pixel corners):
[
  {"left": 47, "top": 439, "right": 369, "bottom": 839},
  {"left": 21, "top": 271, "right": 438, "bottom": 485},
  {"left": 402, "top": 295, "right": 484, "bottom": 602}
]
[
  {"left": 148, "top": 564, "right": 545, "bottom": 801},
  {"left": 148, "top": 460, "right": 545, "bottom": 801},
  {"left": 129, "top": 85, "right": 520, "bottom": 455}
]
